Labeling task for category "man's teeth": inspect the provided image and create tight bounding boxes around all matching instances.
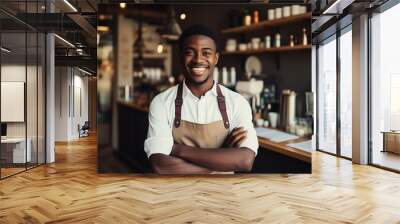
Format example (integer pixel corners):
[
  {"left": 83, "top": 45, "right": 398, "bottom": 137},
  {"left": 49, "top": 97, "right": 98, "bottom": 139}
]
[{"left": 192, "top": 67, "right": 206, "bottom": 74}]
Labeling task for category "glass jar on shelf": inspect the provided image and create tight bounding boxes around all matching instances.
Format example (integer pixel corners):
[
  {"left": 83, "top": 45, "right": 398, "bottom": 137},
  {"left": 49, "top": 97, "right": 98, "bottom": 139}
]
[{"left": 243, "top": 9, "right": 251, "bottom": 26}]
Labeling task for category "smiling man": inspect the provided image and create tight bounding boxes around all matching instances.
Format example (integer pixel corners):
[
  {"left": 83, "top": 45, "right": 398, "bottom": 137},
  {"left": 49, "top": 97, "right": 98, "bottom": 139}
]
[{"left": 144, "top": 24, "right": 258, "bottom": 174}]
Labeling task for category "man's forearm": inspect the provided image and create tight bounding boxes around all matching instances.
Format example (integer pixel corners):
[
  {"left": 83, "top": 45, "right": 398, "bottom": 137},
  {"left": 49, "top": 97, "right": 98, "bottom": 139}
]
[
  {"left": 171, "top": 145, "right": 255, "bottom": 172},
  {"left": 149, "top": 153, "right": 212, "bottom": 174}
]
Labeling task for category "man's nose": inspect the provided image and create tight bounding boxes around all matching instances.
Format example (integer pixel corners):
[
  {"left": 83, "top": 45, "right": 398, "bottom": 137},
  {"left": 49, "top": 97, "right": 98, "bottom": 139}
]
[{"left": 192, "top": 53, "right": 203, "bottom": 63}]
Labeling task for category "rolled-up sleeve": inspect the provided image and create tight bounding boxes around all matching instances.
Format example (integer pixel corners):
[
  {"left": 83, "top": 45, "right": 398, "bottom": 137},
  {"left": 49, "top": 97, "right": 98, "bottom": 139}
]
[
  {"left": 144, "top": 96, "right": 174, "bottom": 158},
  {"left": 233, "top": 97, "right": 259, "bottom": 155}
]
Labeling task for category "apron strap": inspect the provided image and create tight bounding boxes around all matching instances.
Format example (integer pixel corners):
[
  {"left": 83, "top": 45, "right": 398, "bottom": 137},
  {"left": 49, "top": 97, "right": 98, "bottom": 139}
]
[
  {"left": 174, "top": 82, "right": 230, "bottom": 129},
  {"left": 216, "top": 85, "right": 230, "bottom": 129},
  {"left": 174, "top": 83, "right": 183, "bottom": 128}
]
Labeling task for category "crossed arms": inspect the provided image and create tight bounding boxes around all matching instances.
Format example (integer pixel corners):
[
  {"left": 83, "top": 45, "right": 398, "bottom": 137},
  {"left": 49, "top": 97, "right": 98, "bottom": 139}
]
[{"left": 149, "top": 127, "right": 256, "bottom": 174}]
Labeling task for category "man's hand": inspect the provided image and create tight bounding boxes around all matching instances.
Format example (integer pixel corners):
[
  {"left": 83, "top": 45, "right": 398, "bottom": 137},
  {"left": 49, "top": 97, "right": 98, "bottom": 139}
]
[
  {"left": 223, "top": 127, "right": 247, "bottom": 148},
  {"left": 168, "top": 128, "right": 254, "bottom": 172},
  {"left": 149, "top": 153, "right": 212, "bottom": 174}
]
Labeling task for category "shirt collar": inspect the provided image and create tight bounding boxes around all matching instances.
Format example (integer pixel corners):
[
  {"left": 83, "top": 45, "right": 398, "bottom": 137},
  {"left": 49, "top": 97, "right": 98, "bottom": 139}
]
[{"left": 182, "top": 80, "right": 218, "bottom": 99}]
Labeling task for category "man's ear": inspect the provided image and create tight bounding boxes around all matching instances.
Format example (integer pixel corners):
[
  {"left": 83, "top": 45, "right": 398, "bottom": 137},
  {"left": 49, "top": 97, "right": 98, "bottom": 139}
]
[{"left": 215, "top": 52, "right": 220, "bottom": 65}]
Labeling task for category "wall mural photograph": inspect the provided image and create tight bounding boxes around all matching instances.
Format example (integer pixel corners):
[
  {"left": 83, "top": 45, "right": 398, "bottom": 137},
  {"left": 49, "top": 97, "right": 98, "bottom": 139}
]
[
  {"left": 2, "top": 0, "right": 400, "bottom": 223},
  {"left": 97, "top": 2, "right": 313, "bottom": 174}
]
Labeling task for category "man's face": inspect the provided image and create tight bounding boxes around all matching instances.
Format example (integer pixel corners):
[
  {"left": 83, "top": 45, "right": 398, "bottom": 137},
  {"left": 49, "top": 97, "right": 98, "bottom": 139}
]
[{"left": 181, "top": 35, "right": 219, "bottom": 85}]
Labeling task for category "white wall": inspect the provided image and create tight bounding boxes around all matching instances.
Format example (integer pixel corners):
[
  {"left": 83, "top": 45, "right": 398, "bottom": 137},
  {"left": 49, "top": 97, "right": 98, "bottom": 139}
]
[
  {"left": 1, "top": 65, "right": 35, "bottom": 137},
  {"left": 55, "top": 66, "right": 70, "bottom": 141},
  {"left": 1, "top": 63, "right": 46, "bottom": 164},
  {"left": 1, "top": 64, "right": 26, "bottom": 81},
  {"left": 71, "top": 72, "right": 89, "bottom": 138},
  {"left": 54, "top": 67, "right": 89, "bottom": 141},
  {"left": 1, "top": 65, "right": 26, "bottom": 130}
]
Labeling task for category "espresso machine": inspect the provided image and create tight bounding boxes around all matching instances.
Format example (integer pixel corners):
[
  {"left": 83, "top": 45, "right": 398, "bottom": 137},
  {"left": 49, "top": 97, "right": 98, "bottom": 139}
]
[{"left": 235, "top": 79, "right": 264, "bottom": 112}]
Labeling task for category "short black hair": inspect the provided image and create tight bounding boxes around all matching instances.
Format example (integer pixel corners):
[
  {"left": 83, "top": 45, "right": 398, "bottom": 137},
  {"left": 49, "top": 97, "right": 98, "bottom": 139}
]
[{"left": 178, "top": 24, "right": 220, "bottom": 52}]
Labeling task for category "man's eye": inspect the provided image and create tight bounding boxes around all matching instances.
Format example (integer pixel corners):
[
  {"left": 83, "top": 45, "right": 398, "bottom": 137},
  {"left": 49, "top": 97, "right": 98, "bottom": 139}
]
[
  {"left": 203, "top": 51, "right": 212, "bottom": 56},
  {"left": 185, "top": 50, "right": 194, "bottom": 55}
]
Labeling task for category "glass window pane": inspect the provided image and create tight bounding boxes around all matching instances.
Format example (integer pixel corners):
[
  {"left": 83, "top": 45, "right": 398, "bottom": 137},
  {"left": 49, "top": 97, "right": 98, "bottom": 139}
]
[
  {"left": 340, "top": 29, "right": 352, "bottom": 158},
  {"left": 371, "top": 3, "right": 400, "bottom": 171},
  {"left": 318, "top": 36, "right": 337, "bottom": 154},
  {"left": 1, "top": 0, "right": 46, "bottom": 179},
  {"left": 1, "top": 31, "right": 27, "bottom": 177}
]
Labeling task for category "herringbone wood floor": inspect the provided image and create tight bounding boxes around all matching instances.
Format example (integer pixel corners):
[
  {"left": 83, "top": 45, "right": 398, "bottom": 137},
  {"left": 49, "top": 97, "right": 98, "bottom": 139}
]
[{"left": 1, "top": 135, "right": 400, "bottom": 224}]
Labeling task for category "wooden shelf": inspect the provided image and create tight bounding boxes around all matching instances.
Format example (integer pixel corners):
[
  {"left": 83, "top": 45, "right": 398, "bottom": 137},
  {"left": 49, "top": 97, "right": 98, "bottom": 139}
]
[
  {"left": 221, "top": 12, "right": 311, "bottom": 34},
  {"left": 221, "top": 45, "right": 311, "bottom": 55}
]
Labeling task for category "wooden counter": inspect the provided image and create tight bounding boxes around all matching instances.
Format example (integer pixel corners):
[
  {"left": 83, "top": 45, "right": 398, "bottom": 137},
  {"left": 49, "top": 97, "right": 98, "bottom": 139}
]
[
  {"left": 117, "top": 100, "right": 312, "bottom": 163},
  {"left": 118, "top": 101, "right": 311, "bottom": 173},
  {"left": 258, "top": 137, "right": 311, "bottom": 163}
]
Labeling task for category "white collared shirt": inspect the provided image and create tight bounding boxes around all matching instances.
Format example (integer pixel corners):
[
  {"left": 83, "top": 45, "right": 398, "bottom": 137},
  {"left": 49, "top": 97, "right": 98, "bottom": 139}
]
[{"left": 144, "top": 81, "right": 259, "bottom": 158}]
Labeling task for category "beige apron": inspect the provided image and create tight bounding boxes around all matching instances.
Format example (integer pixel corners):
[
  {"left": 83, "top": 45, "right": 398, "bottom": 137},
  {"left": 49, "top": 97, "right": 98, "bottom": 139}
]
[{"left": 172, "top": 82, "right": 234, "bottom": 174}]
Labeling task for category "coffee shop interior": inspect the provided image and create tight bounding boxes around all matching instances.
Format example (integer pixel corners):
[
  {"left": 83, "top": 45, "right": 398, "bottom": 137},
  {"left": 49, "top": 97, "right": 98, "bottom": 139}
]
[
  {"left": 1, "top": 0, "right": 400, "bottom": 222},
  {"left": 98, "top": 3, "right": 312, "bottom": 173}
]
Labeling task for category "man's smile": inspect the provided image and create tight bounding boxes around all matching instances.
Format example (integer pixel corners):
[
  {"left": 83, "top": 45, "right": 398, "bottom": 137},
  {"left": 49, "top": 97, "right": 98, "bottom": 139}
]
[{"left": 189, "top": 65, "right": 209, "bottom": 76}]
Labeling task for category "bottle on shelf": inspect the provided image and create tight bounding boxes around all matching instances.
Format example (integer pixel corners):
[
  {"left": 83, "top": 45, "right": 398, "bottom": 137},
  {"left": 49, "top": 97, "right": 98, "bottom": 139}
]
[
  {"left": 213, "top": 66, "right": 219, "bottom": 83},
  {"left": 253, "top": 10, "right": 259, "bottom": 24},
  {"left": 222, "top": 67, "right": 228, "bottom": 85},
  {"left": 230, "top": 67, "right": 236, "bottom": 86},
  {"left": 265, "top": 35, "right": 271, "bottom": 48},
  {"left": 243, "top": 10, "right": 251, "bottom": 26},
  {"left": 290, "top": 35, "right": 295, "bottom": 47},
  {"left": 275, "top": 33, "right": 281, "bottom": 48},
  {"left": 302, "top": 28, "right": 308, "bottom": 46}
]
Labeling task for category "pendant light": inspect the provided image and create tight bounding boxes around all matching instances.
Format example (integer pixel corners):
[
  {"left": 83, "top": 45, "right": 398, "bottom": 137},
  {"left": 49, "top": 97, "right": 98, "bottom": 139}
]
[{"left": 159, "top": 6, "right": 182, "bottom": 42}]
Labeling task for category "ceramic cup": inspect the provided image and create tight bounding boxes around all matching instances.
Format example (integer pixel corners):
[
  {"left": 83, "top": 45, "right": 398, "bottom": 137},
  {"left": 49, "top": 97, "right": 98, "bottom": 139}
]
[
  {"left": 268, "top": 112, "right": 279, "bottom": 128},
  {"left": 256, "top": 118, "right": 264, "bottom": 127},
  {"left": 251, "top": 38, "right": 261, "bottom": 50},
  {"left": 291, "top": 5, "right": 300, "bottom": 15},
  {"left": 275, "top": 8, "right": 282, "bottom": 19},
  {"left": 238, "top": 43, "right": 247, "bottom": 51},
  {"left": 247, "top": 42, "right": 252, "bottom": 50},
  {"left": 268, "top": 9, "right": 275, "bottom": 20},
  {"left": 299, "top": 6, "right": 307, "bottom": 14},
  {"left": 283, "top": 6, "right": 291, "bottom": 17},
  {"left": 225, "top": 39, "right": 237, "bottom": 52}
]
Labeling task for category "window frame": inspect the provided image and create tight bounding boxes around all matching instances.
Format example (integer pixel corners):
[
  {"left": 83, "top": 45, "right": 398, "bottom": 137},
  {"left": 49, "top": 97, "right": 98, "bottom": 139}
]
[{"left": 315, "top": 22, "right": 353, "bottom": 160}]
